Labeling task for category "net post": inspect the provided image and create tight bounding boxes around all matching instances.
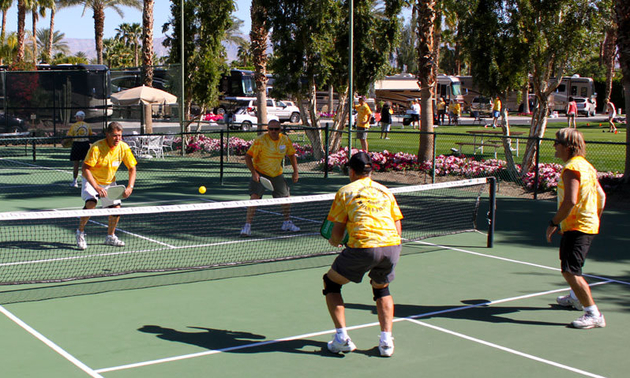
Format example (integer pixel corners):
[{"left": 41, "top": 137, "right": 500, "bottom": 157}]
[
  {"left": 487, "top": 176, "right": 496, "bottom": 248},
  {"left": 324, "top": 123, "right": 330, "bottom": 178},
  {"left": 431, "top": 132, "right": 436, "bottom": 184},
  {"left": 32, "top": 138, "right": 36, "bottom": 162},
  {"left": 220, "top": 129, "right": 224, "bottom": 185}
]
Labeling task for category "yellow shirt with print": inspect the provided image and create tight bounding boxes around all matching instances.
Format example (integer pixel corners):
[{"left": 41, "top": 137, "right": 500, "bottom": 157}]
[
  {"left": 67, "top": 121, "right": 93, "bottom": 142},
  {"left": 558, "top": 156, "right": 600, "bottom": 234},
  {"left": 247, "top": 133, "right": 296, "bottom": 178},
  {"left": 354, "top": 103, "right": 372, "bottom": 129},
  {"left": 83, "top": 139, "right": 137, "bottom": 186},
  {"left": 327, "top": 177, "right": 403, "bottom": 248}
]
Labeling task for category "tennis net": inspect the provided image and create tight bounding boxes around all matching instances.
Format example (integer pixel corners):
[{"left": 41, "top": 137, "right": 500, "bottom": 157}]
[{"left": 0, "top": 177, "right": 495, "bottom": 285}]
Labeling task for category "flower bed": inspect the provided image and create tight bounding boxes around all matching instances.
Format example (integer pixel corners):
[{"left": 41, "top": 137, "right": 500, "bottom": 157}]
[{"left": 175, "top": 135, "right": 313, "bottom": 160}]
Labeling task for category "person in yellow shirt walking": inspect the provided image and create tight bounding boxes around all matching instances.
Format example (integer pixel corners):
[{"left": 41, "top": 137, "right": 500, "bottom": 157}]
[
  {"left": 354, "top": 96, "right": 372, "bottom": 152},
  {"left": 491, "top": 96, "right": 502, "bottom": 128},
  {"left": 76, "top": 122, "right": 137, "bottom": 249},
  {"left": 322, "top": 152, "right": 403, "bottom": 357},
  {"left": 66, "top": 111, "right": 93, "bottom": 188},
  {"left": 241, "top": 120, "right": 300, "bottom": 236},
  {"left": 546, "top": 128, "right": 606, "bottom": 329}
]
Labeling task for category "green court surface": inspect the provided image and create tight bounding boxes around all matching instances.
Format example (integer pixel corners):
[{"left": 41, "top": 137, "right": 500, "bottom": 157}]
[{"left": 1, "top": 195, "right": 629, "bottom": 377}]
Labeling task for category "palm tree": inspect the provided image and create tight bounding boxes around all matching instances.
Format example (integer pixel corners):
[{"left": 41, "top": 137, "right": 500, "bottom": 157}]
[
  {"left": 141, "top": 0, "right": 154, "bottom": 86},
  {"left": 47, "top": 1, "right": 74, "bottom": 63},
  {"left": 36, "top": 28, "right": 69, "bottom": 60},
  {"left": 65, "top": 0, "right": 142, "bottom": 64},
  {"left": 30, "top": 0, "right": 54, "bottom": 63},
  {"left": 0, "top": 0, "right": 12, "bottom": 45},
  {"left": 0, "top": 31, "right": 17, "bottom": 63},
  {"left": 250, "top": 0, "right": 268, "bottom": 128},
  {"left": 115, "top": 22, "right": 141, "bottom": 66},
  {"left": 15, "top": 0, "right": 28, "bottom": 62}
]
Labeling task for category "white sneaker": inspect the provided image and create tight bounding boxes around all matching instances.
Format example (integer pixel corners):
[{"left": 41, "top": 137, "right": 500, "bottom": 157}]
[
  {"left": 76, "top": 230, "right": 87, "bottom": 250},
  {"left": 104, "top": 234, "right": 125, "bottom": 247},
  {"left": 327, "top": 335, "right": 356, "bottom": 354},
  {"left": 240, "top": 223, "right": 251, "bottom": 236},
  {"left": 281, "top": 220, "right": 300, "bottom": 232},
  {"left": 378, "top": 338, "right": 395, "bottom": 357},
  {"left": 571, "top": 313, "right": 606, "bottom": 329},
  {"left": 556, "top": 294, "right": 583, "bottom": 311},
  {"left": 70, "top": 181, "right": 78, "bottom": 188}
]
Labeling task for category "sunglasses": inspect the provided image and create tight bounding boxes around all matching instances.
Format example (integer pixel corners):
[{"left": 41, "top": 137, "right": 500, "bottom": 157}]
[{"left": 268, "top": 127, "right": 281, "bottom": 131}]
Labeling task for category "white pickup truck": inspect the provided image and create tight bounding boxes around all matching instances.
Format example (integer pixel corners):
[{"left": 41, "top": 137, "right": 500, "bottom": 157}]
[{"left": 221, "top": 97, "right": 301, "bottom": 123}]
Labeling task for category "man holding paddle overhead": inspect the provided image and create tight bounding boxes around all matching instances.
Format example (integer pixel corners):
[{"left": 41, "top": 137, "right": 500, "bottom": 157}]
[
  {"left": 241, "top": 119, "right": 299, "bottom": 236},
  {"left": 76, "top": 122, "right": 137, "bottom": 250},
  {"left": 322, "top": 152, "right": 403, "bottom": 357}
]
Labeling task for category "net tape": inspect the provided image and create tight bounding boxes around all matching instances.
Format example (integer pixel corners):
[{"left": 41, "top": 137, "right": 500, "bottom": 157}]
[{"left": 0, "top": 178, "right": 490, "bottom": 285}]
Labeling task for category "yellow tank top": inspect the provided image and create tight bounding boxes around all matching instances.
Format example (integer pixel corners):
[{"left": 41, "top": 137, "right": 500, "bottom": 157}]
[{"left": 557, "top": 156, "right": 600, "bottom": 234}]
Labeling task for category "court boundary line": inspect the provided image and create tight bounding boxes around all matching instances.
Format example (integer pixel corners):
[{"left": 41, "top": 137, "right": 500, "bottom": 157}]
[
  {"left": 92, "top": 239, "right": 622, "bottom": 376},
  {"left": 0, "top": 304, "right": 104, "bottom": 378}
]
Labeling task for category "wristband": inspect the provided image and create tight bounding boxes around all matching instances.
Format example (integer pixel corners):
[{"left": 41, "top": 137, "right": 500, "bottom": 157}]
[{"left": 549, "top": 220, "right": 558, "bottom": 227}]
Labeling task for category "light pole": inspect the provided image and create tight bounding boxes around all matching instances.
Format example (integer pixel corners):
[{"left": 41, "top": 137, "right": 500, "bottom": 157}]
[
  {"left": 180, "top": 0, "right": 185, "bottom": 153},
  {"left": 347, "top": 0, "right": 354, "bottom": 156}
]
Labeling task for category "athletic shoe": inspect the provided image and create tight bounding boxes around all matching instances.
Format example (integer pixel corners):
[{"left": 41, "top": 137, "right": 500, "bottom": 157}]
[
  {"left": 571, "top": 313, "right": 606, "bottom": 329},
  {"left": 556, "top": 294, "right": 583, "bottom": 311},
  {"left": 104, "top": 234, "right": 125, "bottom": 247},
  {"left": 70, "top": 180, "right": 78, "bottom": 188},
  {"left": 240, "top": 223, "right": 251, "bottom": 236},
  {"left": 378, "top": 338, "right": 395, "bottom": 357},
  {"left": 327, "top": 335, "right": 357, "bottom": 354},
  {"left": 281, "top": 220, "right": 300, "bottom": 232},
  {"left": 76, "top": 230, "right": 87, "bottom": 250}
]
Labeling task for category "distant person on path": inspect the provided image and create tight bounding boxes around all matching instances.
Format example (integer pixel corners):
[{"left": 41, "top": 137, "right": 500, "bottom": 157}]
[
  {"left": 76, "top": 122, "right": 137, "bottom": 250},
  {"left": 354, "top": 96, "right": 373, "bottom": 152},
  {"left": 409, "top": 99, "right": 421, "bottom": 129},
  {"left": 547, "top": 128, "right": 606, "bottom": 329},
  {"left": 241, "top": 119, "right": 300, "bottom": 236},
  {"left": 66, "top": 111, "right": 93, "bottom": 188},
  {"left": 323, "top": 152, "right": 403, "bottom": 356},
  {"left": 566, "top": 97, "right": 578, "bottom": 128},
  {"left": 379, "top": 101, "right": 393, "bottom": 139},
  {"left": 491, "top": 96, "right": 502, "bottom": 128},
  {"left": 605, "top": 100, "right": 617, "bottom": 133},
  {"left": 437, "top": 98, "right": 446, "bottom": 125}
]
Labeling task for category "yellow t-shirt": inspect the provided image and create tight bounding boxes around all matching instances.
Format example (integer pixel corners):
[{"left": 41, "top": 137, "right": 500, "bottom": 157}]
[
  {"left": 355, "top": 103, "right": 372, "bottom": 129},
  {"left": 67, "top": 121, "right": 92, "bottom": 142},
  {"left": 327, "top": 177, "right": 403, "bottom": 248},
  {"left": 247, "top": 133, "right": 296, "bottom": 177},
  {"left": 557, "top": 156, "right": 600, "bottom": 234},
  {"left": 492, "top": 98, "right": 502, "bottom": 111},
  {"left": 83, "top": 139, "right": 137, "bottom": 186}
]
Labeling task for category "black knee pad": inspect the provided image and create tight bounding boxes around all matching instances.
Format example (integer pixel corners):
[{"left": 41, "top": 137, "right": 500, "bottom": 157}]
[
  {"left": 322, "top": 274, "right": 342, "bottom": 295},
  {"left": 372, "top": 286, "right": 391, "bottom": 301}
]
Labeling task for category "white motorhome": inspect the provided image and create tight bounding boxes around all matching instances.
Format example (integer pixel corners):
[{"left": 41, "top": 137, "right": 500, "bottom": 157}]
[
  {"left": 373, "top": 73, "right": 464, "bottom": 109},
  {"left": 549, "top": 75, "right": 597, "bottom": 116}
]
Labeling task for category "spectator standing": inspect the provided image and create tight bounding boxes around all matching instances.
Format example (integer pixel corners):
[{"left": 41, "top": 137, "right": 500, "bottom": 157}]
[
  {"left": 566, "top": 97, "right": 578, "bottom": 128},
  {"left": 354, "top": 96, "right": 373, "bottom": 152},
  {"left": 379, "top": 101, "right": 393, "bottom": 139},
  {"left": 491, "top": 96, "right": 502, "bottom": 128},
  {"left": 605, "top": 100, "right": 617, "bottom": 133},
  {"left": 66, "top": 111, "right": 93, "bottom": 188},
  {"left": 437, "top": 98, "right": 446, "bottom": 125}
]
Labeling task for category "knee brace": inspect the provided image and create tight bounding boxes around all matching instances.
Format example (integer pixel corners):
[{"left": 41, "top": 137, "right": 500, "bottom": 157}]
[
  {"left": 322, "top": 274, "right": 342, "bottom": 296},
  {"left": 372, "top": 286, "right": 391, "bottom": 301}
]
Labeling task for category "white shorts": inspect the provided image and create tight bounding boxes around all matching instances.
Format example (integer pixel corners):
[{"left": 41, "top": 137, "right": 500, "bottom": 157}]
[{"left": 82, "top": 181, "right": 122, "bottom": 208}]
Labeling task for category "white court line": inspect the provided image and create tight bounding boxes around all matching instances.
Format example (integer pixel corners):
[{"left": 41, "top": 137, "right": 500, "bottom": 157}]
[
  {"left": 0, "top": 304, "right": 104, "bottom": 378},
  {"left": 406, "top": 318, "right": 606, "bottom": 378}
]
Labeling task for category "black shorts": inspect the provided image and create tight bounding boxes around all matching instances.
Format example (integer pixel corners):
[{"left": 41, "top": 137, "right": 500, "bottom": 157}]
[
  {"left": 559, "top": 231, "right": 596, "bottom": 276},
  {"left": 70, "top": 141, "right": 90, "bottom": 161},
  {"left": 331, "top": 245, "right": 401, "bottom": 284}
]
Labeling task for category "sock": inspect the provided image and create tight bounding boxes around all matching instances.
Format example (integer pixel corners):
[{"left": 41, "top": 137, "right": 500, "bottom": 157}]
[
  {"left": 584, "top": 305, "right": 600, "bottom": 317},
  {"left": 336, "top": 328, "right": 349, "bottom": 341},
  {"left": 569, "top": 290, "right": 578, "bottom": 300},
  {"left": 380, "top": 331, "right": 392, "bottom": 344}
]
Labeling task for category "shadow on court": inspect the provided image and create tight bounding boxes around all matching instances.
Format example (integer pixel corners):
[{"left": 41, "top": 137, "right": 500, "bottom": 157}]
[
  {"left": 345, "top": 301, "right": 567, "bottom": 327},
  {"left": 138, "top": 325, "right": 349, "bottom": 358}
]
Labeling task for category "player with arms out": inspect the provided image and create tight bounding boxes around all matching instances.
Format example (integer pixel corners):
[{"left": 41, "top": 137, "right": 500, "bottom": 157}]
[
  {"left": 240, "top": 119, "right": 300, "bottom": 236},
  {"left": 322, "top": 152, "right": 403, "bottom": 357},
  {"left": 76, "top": 122, "right": 137, "bottom": 250},
  {"left": 547, "top": 128, "right": 606, "bottom": 329}
]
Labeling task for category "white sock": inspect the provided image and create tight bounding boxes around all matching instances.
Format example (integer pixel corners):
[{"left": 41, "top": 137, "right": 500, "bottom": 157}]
[
  {"left": 380, "top": 331, "right": 392, "bottom": 343},
  {"left": 584, "top": 305, "right": 600, "bottom": 317},
  {"left": 336, "top": 328, "right": 349, "bottom": 341},
  {"left": 569, "top": 290, "right": 578, "bottom": 300}
]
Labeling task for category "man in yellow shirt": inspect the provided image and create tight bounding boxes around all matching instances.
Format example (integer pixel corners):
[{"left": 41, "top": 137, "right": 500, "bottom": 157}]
[
  {"left": 241, "top": 120, "right": 299, "bottom": 236},
  {"left": 354, "top": 96, "right": 372, "bottom": 152},
  {"left": 323, "top": 152, "right": 403, "bottom": 357},
  {"left": 76, "top": 122, "right": 137, "bottom": 249},
  {"left": 491, "top": 96, "right": 501, "bottom": 128},
  {"left": 66, "top": 111, "right": 93, "bottom": 188},
  {"left": 546, "top": 128, "right": 606, "bottom": 329}
]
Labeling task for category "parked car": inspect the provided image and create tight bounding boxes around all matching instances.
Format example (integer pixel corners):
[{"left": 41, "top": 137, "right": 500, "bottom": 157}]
[
  {"left": 0, "top": 114, "right": 28, "bottom": 133},
  {"left": 470, "top": 96, "right": 493, "bottom": 115},
  {"left": 224, "top": 107, "right": 280, "bottom": 131},
  {"left": 220, "top": 97, "right": 301, "bottom": 123},
  {"left": 574, "top": 97, "right": 597, "bottom": 117}
]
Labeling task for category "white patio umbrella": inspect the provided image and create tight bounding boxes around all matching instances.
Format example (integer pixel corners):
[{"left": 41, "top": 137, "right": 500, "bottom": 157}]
[{"left": 111, "top": 85, "right": 178, "bottom": 106}]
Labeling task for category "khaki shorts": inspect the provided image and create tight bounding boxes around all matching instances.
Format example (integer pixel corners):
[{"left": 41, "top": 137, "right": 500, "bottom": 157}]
[
  {"left": 356, "top": 128, "right": 368, "bottom": 140},
  {"left": 249, "top": 173, "right": 290, "bottom": 198}
]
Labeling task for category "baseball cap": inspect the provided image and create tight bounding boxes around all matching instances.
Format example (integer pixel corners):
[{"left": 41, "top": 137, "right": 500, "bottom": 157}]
[
  {"left": 75, "top": 111, "right": 85, "bottom": 118},
  {"left": 345, "top": 152, "right": 373, "bottom": 175}
]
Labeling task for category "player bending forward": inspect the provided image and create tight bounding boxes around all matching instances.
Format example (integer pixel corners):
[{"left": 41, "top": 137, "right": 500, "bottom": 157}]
[
  {"left": 76, "top": 122, "right": 137, "bottom": 249},
  {"left": 323, "top": 152, "right": 403, "bottom": 357}
]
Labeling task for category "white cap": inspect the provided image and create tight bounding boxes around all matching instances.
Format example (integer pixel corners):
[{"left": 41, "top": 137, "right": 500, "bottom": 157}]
[{"left": 75, "top": 111, "right": 85, "bottom": 118}]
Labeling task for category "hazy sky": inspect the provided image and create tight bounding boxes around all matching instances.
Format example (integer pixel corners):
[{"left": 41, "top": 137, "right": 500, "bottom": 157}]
[{"left": 4, "top": 1, "right": 253, "bottom": 39}]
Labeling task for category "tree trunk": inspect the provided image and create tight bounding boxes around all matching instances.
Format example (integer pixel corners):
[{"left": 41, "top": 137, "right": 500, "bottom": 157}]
[
  {"left": 48, "top": 7, "right": 55, "bottom": 63},
  {"left": 142, "top": 0, "right": 155, "bottom": 87},
  {"left": 603, "top": 26, "right": 617, "bottom": 102},
  {"left": 16, "top": 0, "right": 26, "bottom": 62},
  {"left": 521, "top": 83, "right": 530, "bottom": 114},
  {"left": 415, "top": 0, "right": 436, "bottom": 162},
  {"left": 329, "top": 89, "right": 350, "bottom": 153},
  {"left": 498, "top": 94, "right": 518, "bottom": 179},
  {"left": 93, "top": 3, "right": 105, "bottom": 65},
  {"left": 250, "top": 0, "right": 268, "bottom": 130},
  {"left": 328, "top": 85, "right": 334, "bottom": 116},
  {"left": 32, "top": 12, "right": 37, "bottom": 62},
  {"left": 521, "top": 96, "right": 550, "bottom": 171}
]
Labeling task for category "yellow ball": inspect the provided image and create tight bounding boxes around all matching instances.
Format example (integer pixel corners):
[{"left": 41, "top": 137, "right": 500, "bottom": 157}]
[{"left": 198, "top": 186, "right": 206, "bottom": 194}]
